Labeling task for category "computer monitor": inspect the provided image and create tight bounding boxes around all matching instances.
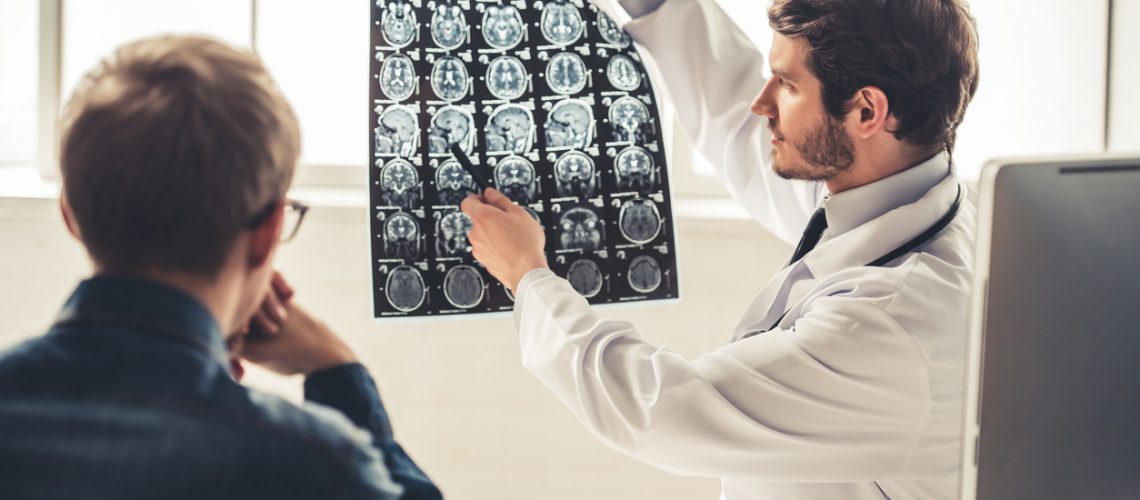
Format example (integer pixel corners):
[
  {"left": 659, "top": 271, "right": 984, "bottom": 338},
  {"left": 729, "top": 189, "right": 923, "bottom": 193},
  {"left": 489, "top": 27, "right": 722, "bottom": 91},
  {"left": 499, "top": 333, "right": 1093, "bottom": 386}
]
[{"left": 960, "top": 155, "right": 1140, "bottom": 500}]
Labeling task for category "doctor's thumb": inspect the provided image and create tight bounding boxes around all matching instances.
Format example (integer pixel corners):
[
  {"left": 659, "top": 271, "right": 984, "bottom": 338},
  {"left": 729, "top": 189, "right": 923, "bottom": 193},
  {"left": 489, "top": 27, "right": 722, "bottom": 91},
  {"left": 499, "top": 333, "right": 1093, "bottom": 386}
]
[{"left": 483, "top": 188, "right": 515, "bottom": 211}]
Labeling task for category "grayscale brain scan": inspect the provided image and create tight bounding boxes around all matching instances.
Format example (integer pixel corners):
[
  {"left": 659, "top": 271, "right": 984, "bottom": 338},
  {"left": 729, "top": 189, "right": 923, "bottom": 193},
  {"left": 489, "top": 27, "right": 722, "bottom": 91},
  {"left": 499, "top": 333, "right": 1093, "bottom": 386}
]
[
  {"left": 619, "top": 199, "right": 662, "bottom": 244},
  {"left": 435, "top": 160, "right": 478, "bottom": 206},
  {"left": 614, "top": 145, "right": 656, "bottom": 193},
  {"left": 627, "top": 255, "right": 662, "bottom": 294},
  {"left": 385, "top": 265, "right": 427, "bottom": 312},
  {"left": 553, "top": 151, "right": 596, "bottom": 198},
  {"left": 375, "top": 106, "right": 418, "bottom": 157},
  {"left": 372, "top": 0, "right": 677, "bottom": 317},
  {"left": 431, "top": 56, "right": 469, "bottom": 101},
  {"left": 609, "top": 96, "right": 650, "bottom": 143},
  {"left": 596, "top": 10, "right": 630, "bottom": 47},
  {"left": 567, "top": 258, "right": 603, "bottom": 298},
  {"left": 540, "top": 1, "right": 584, "bottom": 46},
  {"left": 430, "top": 3, "right": 467, "bottom": 50},
  {"left": 428, "top": 106, "right": 475, "bottom": 154},
  {"left": 383, "top": 212, "right": 421, "bottom": 261},
  {"left": 436, "top": 210, "right": 473, "bottom": 256},
  {"left": 545, "top": 99, "right": 593, "bottom": 149},
  {"left": 482, "top": 5, "right": 525, "bottom": 50},
  {"left": 546, "top": 52, "right": 588, "bottom": 95},
  {"left": 486, "top": 56, "right": 528, "bottom": 100},
  {"left": 485, "top": 104, "right": 534, "bottom": 154},
  {"left": 380, "top": 159, "right": 421, "bottom": 209},
  {"left": 559, "top": 207, "right": 603, "bottom": 251},
  {"left": 379, "top": 54, "right": 417, "bottom": 102},
  {"left": 494, "top": 156, "right": 538, "bottom": 204},
  {"left": 443, "top": 265, "right": 486, "bottom": 308},
  {"left": 606, "top": 54, "right": 641, "bottom": 91},
  {"left": 381, "top": 2, "right": 417, "bottom": 48}
]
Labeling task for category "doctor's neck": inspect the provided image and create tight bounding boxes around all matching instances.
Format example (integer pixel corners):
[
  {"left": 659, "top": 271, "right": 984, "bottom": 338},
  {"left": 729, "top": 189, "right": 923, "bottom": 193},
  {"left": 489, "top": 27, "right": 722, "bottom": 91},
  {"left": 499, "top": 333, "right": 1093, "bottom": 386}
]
[{"left": 824, "top": 137, "right": 943, "bottom": 195}]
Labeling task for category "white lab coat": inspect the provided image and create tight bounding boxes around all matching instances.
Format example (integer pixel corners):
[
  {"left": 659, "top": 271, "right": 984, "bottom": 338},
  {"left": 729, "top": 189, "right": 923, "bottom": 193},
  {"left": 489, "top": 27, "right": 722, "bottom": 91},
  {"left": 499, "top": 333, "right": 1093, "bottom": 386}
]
[{"left": 512, "top": 0, "right": 977, "bottom": 498}]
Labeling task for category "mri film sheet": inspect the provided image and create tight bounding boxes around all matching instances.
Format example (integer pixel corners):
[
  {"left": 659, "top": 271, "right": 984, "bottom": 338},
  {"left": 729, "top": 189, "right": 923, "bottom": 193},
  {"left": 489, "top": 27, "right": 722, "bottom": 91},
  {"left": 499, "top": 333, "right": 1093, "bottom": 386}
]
[{"left": 370, "top": 0, "right": 679, "bottom": 318}]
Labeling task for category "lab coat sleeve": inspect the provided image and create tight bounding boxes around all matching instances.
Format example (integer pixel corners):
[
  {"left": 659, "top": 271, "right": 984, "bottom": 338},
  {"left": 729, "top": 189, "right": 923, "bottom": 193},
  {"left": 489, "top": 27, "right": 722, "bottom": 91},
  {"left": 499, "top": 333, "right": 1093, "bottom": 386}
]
[
  {"left": 609, "top": 0, "right": 824, "bottom": 244},
  {"left": 514, "top": 269, "right": 931, "bottom": 482}
]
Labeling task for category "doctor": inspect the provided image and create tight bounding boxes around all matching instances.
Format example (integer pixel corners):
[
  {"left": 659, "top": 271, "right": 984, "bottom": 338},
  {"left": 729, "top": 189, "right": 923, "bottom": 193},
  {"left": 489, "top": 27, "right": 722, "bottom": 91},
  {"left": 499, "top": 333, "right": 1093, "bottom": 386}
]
[{"left": 462, "top": 0, "right": 979, "bottom": 498}]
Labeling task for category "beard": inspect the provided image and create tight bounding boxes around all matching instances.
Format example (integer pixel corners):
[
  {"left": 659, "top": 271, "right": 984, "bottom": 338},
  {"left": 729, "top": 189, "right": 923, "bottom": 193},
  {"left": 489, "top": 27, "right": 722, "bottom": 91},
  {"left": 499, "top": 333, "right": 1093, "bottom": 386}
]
[{"left": 770, "top": 114, "right": 855, "bottom": 182}]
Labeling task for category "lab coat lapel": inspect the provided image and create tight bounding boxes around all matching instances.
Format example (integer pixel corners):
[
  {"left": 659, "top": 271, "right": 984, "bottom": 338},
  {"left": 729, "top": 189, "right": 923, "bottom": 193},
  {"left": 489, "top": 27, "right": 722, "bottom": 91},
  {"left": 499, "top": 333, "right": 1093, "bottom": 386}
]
[
  {"left": 801, "top": 174, "right": 962, "bottom": 278},
  {"left": 752, "top": 174, "right": 962, "bottom": 334}
]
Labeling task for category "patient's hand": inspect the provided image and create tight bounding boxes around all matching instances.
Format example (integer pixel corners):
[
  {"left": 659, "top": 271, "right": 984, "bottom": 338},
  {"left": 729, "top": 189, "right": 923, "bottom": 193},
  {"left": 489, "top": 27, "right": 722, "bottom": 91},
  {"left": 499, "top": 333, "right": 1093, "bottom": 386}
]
[{"left": 241, "top": 273, "right": 358, "bottom": 376}]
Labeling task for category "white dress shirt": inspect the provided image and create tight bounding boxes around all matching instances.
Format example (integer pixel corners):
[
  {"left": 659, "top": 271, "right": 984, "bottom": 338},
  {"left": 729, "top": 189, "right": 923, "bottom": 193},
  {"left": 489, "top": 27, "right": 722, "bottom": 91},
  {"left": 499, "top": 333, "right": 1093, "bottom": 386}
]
[{"left": 512, "top": 0, "right": 977, "bottom": 498}]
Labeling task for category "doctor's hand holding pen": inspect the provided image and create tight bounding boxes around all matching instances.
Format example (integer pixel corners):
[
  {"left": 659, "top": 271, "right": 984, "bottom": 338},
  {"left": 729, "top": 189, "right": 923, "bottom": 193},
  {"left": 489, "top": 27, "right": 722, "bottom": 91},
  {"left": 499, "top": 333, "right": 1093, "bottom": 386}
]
[{"left": 461, "top": 187, "right": 549, "bottom": 293}]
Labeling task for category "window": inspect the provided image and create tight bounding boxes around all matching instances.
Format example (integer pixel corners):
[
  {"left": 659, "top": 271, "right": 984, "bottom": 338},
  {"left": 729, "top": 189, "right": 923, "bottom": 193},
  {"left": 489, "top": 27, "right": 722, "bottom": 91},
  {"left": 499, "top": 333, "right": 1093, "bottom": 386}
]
[
  {"left": 3, "top": 0, "right": 1122, "bottom": 193},
  {"left": 0, "top": 0, "right": 39, "bottom": 167}
]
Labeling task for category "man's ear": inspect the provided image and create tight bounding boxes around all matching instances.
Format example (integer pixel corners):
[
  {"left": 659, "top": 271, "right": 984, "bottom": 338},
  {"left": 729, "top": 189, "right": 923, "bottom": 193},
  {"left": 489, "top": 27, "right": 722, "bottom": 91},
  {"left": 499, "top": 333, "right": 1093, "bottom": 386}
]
[
  {"left": 248, "top": 201, "right": 285, "bottom": 269},
  {"left": 850, "top": 87, "right": 895, "bottom": 139},
  {"left": 59, "top": 195, "right": 81, "bottom": 240}
]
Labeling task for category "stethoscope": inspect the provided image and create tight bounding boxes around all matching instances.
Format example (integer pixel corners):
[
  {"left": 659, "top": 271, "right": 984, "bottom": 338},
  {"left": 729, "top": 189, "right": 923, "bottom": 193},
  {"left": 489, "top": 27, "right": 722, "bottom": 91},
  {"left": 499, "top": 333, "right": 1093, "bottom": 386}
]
[{"left": 744, "top": 183, "right": 965, "bottom": 338}]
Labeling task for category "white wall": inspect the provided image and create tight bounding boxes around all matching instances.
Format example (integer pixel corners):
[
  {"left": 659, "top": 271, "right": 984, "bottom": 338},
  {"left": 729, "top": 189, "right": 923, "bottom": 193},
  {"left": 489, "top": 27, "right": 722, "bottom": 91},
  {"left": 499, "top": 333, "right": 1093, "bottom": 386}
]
[
  {"left": 0, "top": 195, "right": 788, "bottom": 500},
  {"left": 1110, "top": 0, "right": 1140, "bottom": 152}
]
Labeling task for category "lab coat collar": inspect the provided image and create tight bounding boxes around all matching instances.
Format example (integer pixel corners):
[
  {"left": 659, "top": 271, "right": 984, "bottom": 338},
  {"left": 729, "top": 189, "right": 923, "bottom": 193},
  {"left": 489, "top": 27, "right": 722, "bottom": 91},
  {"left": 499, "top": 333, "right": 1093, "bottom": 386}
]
[
  {"left": 802, "top": 163, "right": 961, "bottom": 278},
  {"left": 823, "top": 152, "right": 951, "bottom": 237}
]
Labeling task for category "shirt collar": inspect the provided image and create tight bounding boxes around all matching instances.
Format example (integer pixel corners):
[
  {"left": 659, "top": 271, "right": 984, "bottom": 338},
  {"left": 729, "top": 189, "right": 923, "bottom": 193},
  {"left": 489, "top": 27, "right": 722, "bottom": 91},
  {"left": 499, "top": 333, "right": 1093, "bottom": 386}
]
[
  {"left": 823, "top": 151, "right": 951, "bottom": 238},
  {"left": 53, "top": 274, "right": 231, "bottom": 370},
  {"left": 802, "top": 158, "right": 962, "bottom": 278}
]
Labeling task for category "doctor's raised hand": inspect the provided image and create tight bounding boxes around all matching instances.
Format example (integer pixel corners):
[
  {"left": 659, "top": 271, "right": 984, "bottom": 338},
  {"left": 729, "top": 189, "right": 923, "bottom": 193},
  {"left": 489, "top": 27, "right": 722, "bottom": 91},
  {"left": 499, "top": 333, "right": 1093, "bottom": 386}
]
[{"left": 460, "top": 188, "right": 548, "bottom": 292}]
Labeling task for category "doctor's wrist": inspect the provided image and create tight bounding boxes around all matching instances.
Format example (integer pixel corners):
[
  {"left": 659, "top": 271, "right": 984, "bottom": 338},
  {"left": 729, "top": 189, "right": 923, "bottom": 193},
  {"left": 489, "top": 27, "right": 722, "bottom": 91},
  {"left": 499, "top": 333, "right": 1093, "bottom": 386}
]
[{"left": 506, "top": 259, "right": 548, "bottom": 294}]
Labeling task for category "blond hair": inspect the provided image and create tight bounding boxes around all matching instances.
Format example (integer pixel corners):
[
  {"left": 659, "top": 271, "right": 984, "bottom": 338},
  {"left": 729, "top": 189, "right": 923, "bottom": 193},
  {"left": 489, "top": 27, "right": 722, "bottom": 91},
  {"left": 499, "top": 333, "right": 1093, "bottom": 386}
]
[{"left": 60, "top": 35, "right": 300, "bottom": 275}]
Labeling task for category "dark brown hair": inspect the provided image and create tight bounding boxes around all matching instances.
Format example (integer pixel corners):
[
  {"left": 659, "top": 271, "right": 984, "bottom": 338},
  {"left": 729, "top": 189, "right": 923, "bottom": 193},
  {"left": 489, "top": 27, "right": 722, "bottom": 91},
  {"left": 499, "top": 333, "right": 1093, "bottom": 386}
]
[
  {"left": 60, "top": 36, "right": 300, "bottom": 275},
  {"left": 768, "top": 0, "right": 979, "bottom": 154}
]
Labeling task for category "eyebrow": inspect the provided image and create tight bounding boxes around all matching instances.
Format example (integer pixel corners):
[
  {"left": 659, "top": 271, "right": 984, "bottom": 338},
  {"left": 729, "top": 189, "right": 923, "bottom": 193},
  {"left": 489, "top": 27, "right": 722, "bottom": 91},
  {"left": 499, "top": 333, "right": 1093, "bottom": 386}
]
[{"left": 770, "top": 67, "right": 795, "bottom": 83}]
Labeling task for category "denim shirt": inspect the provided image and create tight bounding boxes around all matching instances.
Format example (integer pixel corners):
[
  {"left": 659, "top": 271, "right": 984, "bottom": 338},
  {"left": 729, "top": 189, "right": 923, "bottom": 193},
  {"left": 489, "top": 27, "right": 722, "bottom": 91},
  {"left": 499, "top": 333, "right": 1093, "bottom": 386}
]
[{"left": 0, "top": 275, "right": 442, "bottom": 500}]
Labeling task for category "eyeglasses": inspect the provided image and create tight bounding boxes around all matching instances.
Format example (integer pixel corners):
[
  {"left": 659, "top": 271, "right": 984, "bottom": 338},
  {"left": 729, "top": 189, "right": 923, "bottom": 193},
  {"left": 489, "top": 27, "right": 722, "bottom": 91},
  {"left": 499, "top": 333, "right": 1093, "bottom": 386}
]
[{"left": 247, "top": 198, "right": 310, "bottom": 243}]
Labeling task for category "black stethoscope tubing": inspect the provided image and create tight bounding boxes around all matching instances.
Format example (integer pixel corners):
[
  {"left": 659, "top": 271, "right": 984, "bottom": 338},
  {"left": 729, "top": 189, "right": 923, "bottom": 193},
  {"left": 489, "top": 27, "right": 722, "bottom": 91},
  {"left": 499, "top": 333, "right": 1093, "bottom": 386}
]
[{"left": 757, "top": 184, "right": 965, "bottom": 334}]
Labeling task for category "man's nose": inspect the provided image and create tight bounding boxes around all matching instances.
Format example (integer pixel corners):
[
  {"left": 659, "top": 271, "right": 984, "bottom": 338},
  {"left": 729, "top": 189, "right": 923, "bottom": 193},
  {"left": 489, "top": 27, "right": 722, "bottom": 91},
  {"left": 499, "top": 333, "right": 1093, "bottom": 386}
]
[{"left": 751, "top": 79, "right": 776, "bottom": 119}]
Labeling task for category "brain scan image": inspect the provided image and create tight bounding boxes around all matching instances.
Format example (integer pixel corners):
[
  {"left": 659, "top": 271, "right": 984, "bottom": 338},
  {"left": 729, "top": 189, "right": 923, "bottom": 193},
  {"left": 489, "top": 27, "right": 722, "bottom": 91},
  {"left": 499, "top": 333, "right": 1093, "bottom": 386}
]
[
  {"left": 545, "top": 99, "right": 593, "bottom": 149},
  {"left": 546, "top": 52, "right": 587, "bottom": 95},
  {"left": 370, "top": 0, "right": 678, "bottom": 316},
  {"left": 566, "top": 258, "right": 603, "bottom": 298},
  {"left": 383, "top": 212, "right": 421, "bottom": 261},
  {"left": 627, "top": 255, "right": 662, "bottom": 293},
  {"left": 375, "top": 106, "right": 418, "bottom": 157},
  {"left": 486, "top": 56, "right": 528, "bottom": 100},
  {"left": 428, "top": 106, "right": 474, "bottom": 154},
  {"left": 436, "top": 211, "right": 473, "bottom": 255},
  {"left": 430, "top": 56, "right": 468, "bottom": 101},
  {"left": 596, "top": 10, "right": 631, "bottom": 47},
  {"left": 379, "top": 54, "right": 417, "bottom": 102},
  {"left": 615, "top": 146, "right": 656, "bottom": 193},
  {"left": 494, "top": 156, "right": 538, "bottom": 204},
  {"left": 485, "top": 104, "right": 534, "bottom": 154},
  {"left": 619, "top": 199, "right": 662, "bottom": 244},
  {"left": 559, "top": 207, "right": 602, "bottom": 251},
  {"left": 430, "top": 3, "right": 467, "bottom": 50},
  {"left": 380, "top": 159, "right": 421, "bottom": 209},
  {"left": 606, "top": 55, "right": 641, "bottom": 91},
  {"left": 540, "top": 2, "right": 584, "bottom": 46},
  {"left": 553, "top": 151, "right": 596, "bottom": 198},
  {"left": 609, "top": 96, "right": 651, "bottom": 143},
  {"left": 385, "top": 265, "right": 427, "bottom": 312},
  {"left": 482, "top": 5, "right": 525, "bottom": 50},
  {"left": 443, "top": 265, "right": 485, "bottom": 308},
  {"left": 381, "top": 2, "right": 417, "bottom": 48},
  {"left": 435, "top": 160, "right": 478, "bottom": 205}
]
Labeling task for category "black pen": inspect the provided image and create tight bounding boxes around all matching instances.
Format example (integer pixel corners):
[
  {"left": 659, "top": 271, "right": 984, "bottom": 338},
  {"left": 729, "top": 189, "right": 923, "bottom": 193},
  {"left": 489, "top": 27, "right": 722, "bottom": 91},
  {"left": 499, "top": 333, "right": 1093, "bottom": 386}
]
[{"left": 449, "top": 143, "right": 492, "bottom": 193}]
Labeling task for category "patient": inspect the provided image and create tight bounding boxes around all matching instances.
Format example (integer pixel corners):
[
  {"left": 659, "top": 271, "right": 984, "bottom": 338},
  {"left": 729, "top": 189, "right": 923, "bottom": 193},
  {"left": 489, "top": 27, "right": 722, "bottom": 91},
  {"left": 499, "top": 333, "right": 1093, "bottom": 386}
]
[{"left": 0, "top": 36, "right": 441, "bottom": 499}]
